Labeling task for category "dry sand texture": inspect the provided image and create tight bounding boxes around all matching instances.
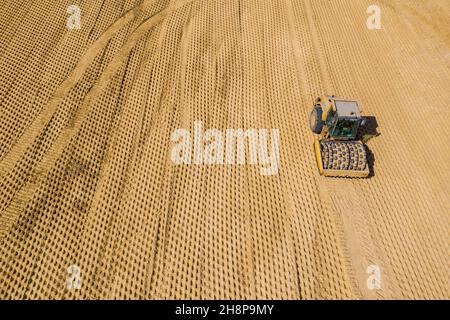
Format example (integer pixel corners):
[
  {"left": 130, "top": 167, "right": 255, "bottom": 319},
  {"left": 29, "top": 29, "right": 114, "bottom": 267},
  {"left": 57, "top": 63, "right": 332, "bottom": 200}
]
[{"left": 0, "top": 0, "right": 449, "bottom": 299}]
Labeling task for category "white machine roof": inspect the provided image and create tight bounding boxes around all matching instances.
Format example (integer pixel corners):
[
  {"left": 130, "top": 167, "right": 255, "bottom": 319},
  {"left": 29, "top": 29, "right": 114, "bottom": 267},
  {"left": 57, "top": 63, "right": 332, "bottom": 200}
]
[{"left": 334, "top": 100, "right": 362, "bottom": 118}]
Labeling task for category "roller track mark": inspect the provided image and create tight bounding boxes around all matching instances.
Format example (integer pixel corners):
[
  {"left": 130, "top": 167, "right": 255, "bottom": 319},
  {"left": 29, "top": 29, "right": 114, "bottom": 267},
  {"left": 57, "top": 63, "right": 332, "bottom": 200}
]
[
  {"left": 79, "top": 3, "right": 196, "bottom": 299},
  {"left": 0, "top": 0, "right": 151, "bottom": 237},
  {"left": 0, "top": 0, "right": 196, "bottom": 241},
  {"left": 0, "top": 0, "right": 155, "bottom": 170},
  {"left": 235, "top": 0, "right": 258, "bottom": 299},
  {"left": 87, "top": 0, "right": 107, "bottom": 42},
  {"left": 283, "top": 0, "right": 321, "bottom": 297},
  {"left": 63, "top": 51, "right": 146, "bottom": 299},
  {"left": 128, "top": 20, "right": 177, "bottom": 300},
  {"left": 325, "top": 0, "right": 447, "bottom": 298},
  {"left": 303, "top": 0, "right": 332, "bottom": 93},
  {"left": 89, "top": 19, "right": 174, "bottom": 300},
  {"left": 322, "top": 180, "right": 401, "bottom": 299},
  {"left": 302, "top": 0, "right": 365, "bottom": 298},
  {"left": 80, "top": 0, "right": 197, "bottom": 117}
]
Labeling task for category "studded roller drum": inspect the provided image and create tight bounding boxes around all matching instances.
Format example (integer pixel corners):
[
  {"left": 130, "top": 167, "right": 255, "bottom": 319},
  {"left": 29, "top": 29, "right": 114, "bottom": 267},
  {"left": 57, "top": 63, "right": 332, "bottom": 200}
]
[
  {"left": 320, "top": 140, "right": 368, "bottom": 172},
  {"left": 347, "top": 142, "right": 360, "bottom": 171},
  {"left": 321, "top": 141, "right": 331, "bottom": 169},
  {"left": 333, "top": 142, "right": 350, "bottom": 170},
  {"left": 322, "top": 141, "right": 335, "bottom": 170},
  {"left": 354, "top": 141, "right": 368, "bottom": 171}
]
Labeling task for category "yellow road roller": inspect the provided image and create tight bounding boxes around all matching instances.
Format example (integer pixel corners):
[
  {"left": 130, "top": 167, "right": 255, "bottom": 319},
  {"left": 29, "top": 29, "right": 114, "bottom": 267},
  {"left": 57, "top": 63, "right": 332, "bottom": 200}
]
[{"left": 310, "top": 95, "right": 370, "bottom": 178}]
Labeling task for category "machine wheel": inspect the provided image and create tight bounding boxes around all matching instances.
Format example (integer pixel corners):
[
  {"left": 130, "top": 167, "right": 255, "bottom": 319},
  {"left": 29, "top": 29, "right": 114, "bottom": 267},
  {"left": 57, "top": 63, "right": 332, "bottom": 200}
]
[{"left": 310, "top": 106, "right": 323, "bottom": 134}]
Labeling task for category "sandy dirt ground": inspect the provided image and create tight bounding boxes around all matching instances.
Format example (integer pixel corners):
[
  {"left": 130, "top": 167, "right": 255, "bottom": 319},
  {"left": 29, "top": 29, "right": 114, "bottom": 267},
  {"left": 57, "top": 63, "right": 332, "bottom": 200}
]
[{"left": 0, "top": 0, "right": 449, "bottom": 299}]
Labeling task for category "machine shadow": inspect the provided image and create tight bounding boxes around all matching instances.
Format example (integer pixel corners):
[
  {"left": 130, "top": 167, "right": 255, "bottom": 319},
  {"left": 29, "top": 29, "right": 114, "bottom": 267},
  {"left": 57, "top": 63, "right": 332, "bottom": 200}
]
[{"left": 358, "top": 116, "right": 380, "bottom": 178}]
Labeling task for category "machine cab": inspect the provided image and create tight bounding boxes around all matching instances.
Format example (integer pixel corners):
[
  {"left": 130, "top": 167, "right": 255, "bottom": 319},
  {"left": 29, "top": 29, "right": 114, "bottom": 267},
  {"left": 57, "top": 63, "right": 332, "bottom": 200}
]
[{"left": 324, "top": 98, "right": 364, "bottom": 140}]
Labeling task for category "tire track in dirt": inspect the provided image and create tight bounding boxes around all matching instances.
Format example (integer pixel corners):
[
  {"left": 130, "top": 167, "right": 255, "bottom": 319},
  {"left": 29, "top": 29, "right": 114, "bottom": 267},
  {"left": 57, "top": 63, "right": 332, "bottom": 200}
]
[
  {"left": 314, "top": 0, "right": 448, "bottom": 298},
  {"left": 64, "top": 18, "right": 173, "bottom": 298},
  {"left": 80, "top": 1, "right": 196, "bottom": 299},
  {"left": 0, "top": 0, "right": 151, "bottom": 169},
  {"left": 0, "top": 0, "right": 196, "bottom": 240},
  {"left": 0, "top": 1, "right": 150, "bottom": 217},
  {"left": 62, "top": 32, "right": 154, "bottom": 300},
  {"left": 0, "top": 0, "right": 149, "bottom": 238},
  {"left": 91, "top": 6, "right": 196, "bottom": 298},
  {"left": 345, "top": 0, "right": 450, "bottom": 298}
]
